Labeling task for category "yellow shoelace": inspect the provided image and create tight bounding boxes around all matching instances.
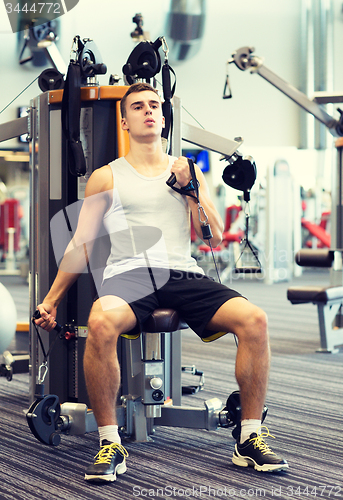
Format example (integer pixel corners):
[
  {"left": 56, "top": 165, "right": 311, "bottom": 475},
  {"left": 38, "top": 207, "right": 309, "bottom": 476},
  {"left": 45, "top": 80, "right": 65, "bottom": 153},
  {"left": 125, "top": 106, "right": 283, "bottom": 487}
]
[
  {"left": 94, "top": 443, "right": 129, "bottom": 465},
  {"left": 249, "top": 426, "right": 276, "bottom": 456}
]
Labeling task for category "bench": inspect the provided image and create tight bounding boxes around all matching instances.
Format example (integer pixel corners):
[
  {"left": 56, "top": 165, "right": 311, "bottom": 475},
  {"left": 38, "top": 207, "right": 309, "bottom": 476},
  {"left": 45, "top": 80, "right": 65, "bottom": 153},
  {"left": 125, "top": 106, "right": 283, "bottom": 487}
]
[{"left": 287, "top": 249, "right": 343, "bottom": 353}]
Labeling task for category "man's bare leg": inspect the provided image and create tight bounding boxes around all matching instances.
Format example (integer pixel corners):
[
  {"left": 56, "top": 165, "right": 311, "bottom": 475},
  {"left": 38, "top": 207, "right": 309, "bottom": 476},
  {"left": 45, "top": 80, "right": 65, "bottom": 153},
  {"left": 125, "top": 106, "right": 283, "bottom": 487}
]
[
  {"left": 206, "top": 296, "right": 288, "bottom": 472},
  {"left": 84, "top": 296, "right": 137, "bottom": 482},
  {"left": 206, "top": 296, "right": 270, "bottom": 421},
  {"left": 84, "top": 296, "right": 137, "bottom": 427}
]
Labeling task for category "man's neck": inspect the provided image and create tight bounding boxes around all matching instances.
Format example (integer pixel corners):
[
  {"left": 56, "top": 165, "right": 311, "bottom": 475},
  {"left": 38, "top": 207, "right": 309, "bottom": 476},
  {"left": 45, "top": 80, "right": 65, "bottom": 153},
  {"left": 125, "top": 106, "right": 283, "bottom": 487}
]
[{"left": 125, "top": 140, "right": 168, "bottom": 175}]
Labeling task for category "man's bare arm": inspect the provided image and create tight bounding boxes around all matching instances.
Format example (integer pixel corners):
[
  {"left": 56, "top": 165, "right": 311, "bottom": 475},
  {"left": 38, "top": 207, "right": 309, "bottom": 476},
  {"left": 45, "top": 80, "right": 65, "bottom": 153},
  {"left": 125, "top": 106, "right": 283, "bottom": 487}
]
[{"left": 34, "top": 166, "right": 112, "bottom": 331}]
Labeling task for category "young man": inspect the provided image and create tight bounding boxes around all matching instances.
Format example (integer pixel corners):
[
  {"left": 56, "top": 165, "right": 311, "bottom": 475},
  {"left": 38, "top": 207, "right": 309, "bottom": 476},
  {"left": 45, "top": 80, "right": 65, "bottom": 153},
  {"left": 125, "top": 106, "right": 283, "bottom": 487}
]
[{"left": 35, "top": 82, "right": 288, "bottom": 482}]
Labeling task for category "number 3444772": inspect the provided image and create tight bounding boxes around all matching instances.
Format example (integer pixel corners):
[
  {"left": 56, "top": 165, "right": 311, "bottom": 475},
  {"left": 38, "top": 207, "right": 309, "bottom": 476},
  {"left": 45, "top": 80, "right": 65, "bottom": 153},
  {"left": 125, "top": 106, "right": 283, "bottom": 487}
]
[{"left": 5, "top": 3, "right": 62, "bottom": 14}]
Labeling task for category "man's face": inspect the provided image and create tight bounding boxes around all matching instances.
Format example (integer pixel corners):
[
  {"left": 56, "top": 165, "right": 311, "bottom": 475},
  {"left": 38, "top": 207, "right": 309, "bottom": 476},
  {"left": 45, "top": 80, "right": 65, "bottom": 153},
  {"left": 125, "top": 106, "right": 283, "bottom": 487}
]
[{"left": 121, "top": 90, "right": 165, "bottom": 140}]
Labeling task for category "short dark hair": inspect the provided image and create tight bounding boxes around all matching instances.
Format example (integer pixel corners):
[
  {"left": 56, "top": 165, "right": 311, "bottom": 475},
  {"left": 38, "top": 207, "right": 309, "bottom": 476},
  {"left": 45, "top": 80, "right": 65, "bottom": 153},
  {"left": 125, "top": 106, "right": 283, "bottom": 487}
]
[{"left": 120, "top": 83, "right": 160, "bottom": 118}]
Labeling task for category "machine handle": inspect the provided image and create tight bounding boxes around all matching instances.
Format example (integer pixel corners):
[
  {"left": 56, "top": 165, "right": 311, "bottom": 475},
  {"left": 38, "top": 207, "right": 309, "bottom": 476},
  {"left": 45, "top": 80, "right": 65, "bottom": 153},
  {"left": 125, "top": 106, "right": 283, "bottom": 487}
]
[
  {"left": 166, "top": 173, "right": 177, "bottom": 187},
  {"left": 32, "top": 310, "right": 63, "bottom": 333}
]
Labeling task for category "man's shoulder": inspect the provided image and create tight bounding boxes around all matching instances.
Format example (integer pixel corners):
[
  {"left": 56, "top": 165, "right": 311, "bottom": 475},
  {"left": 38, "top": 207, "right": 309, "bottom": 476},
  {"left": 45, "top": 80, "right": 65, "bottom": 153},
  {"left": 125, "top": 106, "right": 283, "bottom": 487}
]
[
  {"left": 91, "top": 164, "right": 113, "bottom": 179},
  {"left": 94, "top": 157, "right": 125, "bottom": 173},
  {"left": 86, "top": 164, "right": 113, "bottom": 195}
]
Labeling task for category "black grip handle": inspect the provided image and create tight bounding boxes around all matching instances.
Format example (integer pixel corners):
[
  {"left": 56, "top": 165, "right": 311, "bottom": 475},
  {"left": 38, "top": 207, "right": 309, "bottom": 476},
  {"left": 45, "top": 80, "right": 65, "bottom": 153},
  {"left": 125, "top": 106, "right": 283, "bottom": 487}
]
[
  {"left": 32, "top": 310, "right": 63, "bottom": 333},
  {"left": 166, "top": 158, "right": 196, "bottom": 188},
  {"left": 166, "top": 173, "right": 176, "bottom": 187}
]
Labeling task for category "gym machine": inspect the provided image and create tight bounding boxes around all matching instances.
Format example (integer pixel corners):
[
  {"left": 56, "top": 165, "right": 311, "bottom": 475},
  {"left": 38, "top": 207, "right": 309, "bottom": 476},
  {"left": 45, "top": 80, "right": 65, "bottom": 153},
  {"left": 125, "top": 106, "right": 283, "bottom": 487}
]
[
  {"left": 227, "top": 46, "right": 343, "bottom": 351},
  {"left": 1, "top": 34, "right": 268, "bottom": 444}
]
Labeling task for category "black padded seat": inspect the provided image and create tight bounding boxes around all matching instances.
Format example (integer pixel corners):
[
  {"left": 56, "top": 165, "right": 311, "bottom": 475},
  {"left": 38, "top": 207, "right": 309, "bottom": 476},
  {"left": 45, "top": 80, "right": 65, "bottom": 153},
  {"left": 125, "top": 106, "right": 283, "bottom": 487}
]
[
  {"left": 287, "top": 285, "right": 343, "bottom": 305},
  {"left": 141, "top": 308, "right": 189, "bottom": 333}
]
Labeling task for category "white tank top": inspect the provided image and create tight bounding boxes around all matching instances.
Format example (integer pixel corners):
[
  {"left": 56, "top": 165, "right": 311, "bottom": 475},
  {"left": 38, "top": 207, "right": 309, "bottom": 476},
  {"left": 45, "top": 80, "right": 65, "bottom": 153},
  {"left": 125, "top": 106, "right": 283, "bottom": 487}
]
[{"left": 102, "top": 156, "right": 204, "bottom": 280}]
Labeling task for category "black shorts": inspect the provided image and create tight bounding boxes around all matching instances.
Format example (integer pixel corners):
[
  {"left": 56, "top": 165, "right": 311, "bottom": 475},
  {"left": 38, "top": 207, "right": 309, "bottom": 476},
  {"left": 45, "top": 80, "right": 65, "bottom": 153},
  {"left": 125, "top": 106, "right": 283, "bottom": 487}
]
[{"left": 95, "top": 268, "right": 243, "bottom": 342}]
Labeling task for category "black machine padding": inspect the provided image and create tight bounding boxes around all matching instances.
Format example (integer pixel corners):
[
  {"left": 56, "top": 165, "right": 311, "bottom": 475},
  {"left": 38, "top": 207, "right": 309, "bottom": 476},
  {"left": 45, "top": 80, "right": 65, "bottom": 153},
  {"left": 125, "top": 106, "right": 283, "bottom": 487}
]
[
  {"left": 287, "top": 285, "right": 343, "bottom": 304},
  {"left": 295, "top": 249, "right": 334, "bottom": 268}
]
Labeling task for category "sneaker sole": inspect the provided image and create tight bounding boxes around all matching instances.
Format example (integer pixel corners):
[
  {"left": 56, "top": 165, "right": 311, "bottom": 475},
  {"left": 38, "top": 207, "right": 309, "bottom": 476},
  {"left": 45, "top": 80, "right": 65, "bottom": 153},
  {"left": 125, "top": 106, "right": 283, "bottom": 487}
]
[
  {"left": 232, "top": 452, "right": 289, "bottom": 473},
  {"left": 84, "top": 461, "right": 127, "bottom": 482}
]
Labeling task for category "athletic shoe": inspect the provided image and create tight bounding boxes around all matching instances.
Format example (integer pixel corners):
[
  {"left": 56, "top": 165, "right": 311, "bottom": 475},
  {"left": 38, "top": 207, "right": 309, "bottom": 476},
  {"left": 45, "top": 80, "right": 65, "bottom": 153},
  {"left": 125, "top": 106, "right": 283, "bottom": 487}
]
[
  {"left": 84, "top": 440, "right": 128, "bottom": 482},
  {"left": 232, "top": 426, "right": 288, "bottom": 472}
]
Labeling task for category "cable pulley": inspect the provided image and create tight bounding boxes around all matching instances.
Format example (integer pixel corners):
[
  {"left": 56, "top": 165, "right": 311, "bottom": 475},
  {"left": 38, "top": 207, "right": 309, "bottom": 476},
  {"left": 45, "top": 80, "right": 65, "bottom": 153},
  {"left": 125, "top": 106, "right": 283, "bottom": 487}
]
[
  {"left": 222, "top": 153, "right": 257, "bottom": 203},
  {"left": 122, "top": 38, "right": 163, "bottom": 84},
  {"left": 61, "top": 36, "right": 107, "bottom": 177},
  {"left": 38, "top": 68, "right": 64, "bottom": 92},
  {"left": 221, "top": 154, "right": 261, "bottom": 274}
]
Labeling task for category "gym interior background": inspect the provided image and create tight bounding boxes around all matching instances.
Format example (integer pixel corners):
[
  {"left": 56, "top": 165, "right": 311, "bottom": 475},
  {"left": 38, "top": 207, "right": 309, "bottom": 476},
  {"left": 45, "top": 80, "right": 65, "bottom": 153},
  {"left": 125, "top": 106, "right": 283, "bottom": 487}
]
[{"left": 0, "top": 1, "right": 342, "bottom": 499}]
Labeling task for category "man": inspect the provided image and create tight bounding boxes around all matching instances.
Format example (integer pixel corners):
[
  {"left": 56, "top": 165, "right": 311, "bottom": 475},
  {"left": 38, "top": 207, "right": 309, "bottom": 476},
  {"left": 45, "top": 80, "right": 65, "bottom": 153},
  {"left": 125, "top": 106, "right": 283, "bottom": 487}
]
[{"left": 35, "top": 82, "right": 288, "bottom": 482}]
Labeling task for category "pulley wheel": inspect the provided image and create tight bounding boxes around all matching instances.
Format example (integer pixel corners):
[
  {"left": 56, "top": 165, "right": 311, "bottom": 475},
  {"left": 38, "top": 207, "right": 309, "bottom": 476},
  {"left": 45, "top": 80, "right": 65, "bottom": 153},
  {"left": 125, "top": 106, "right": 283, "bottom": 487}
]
[
  {"left": 26, "top": 394, "right": 61, "bottom": 446},
  {"left": 38, "top": 68, "right": 64, "bottom": 92}
]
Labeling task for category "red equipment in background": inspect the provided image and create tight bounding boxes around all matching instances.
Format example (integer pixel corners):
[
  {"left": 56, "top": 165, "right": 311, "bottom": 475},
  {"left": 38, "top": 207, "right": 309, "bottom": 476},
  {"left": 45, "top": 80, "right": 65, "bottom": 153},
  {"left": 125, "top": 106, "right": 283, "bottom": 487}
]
[
  {"left": 196, "top": 204, "right": 244, "bottom": 253},
  {"left": 0, "top": 199, "right": 21, "bottom": 255},
  {"left": 302, "top": 211, "right": 331, "bottom": 249}
]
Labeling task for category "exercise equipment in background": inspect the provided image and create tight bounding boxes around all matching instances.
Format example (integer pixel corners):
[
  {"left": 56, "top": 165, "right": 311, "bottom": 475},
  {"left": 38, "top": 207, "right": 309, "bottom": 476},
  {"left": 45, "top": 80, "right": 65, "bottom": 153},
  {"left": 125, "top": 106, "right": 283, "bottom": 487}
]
[
  {"left": 301, "top": 213, "right": 331, "bottom": 249},
  {"left": 287, "top": 248, "right": 343, "bottom": 353},
  {"left": 0, "top": 198, "right": 22, "bottom": 275},
  {"left": 164, "top": 0, "right": 206, "bottom": 63},
  {"left": 222, "top": 153, "right": 262, "bottom": 274},
  {"left": 226, "top": 45, "right": 343, "bottom": 288}
]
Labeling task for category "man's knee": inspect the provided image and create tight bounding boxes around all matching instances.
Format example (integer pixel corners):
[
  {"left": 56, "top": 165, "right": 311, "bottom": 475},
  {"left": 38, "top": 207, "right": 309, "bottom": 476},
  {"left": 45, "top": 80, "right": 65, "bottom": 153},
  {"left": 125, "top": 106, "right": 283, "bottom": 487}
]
[
  {"left": 87, "top": 310, "right": 121, "bottom": 346},
  {"left": 239, "top": 306, "right": 268, "bottom": 344}
]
